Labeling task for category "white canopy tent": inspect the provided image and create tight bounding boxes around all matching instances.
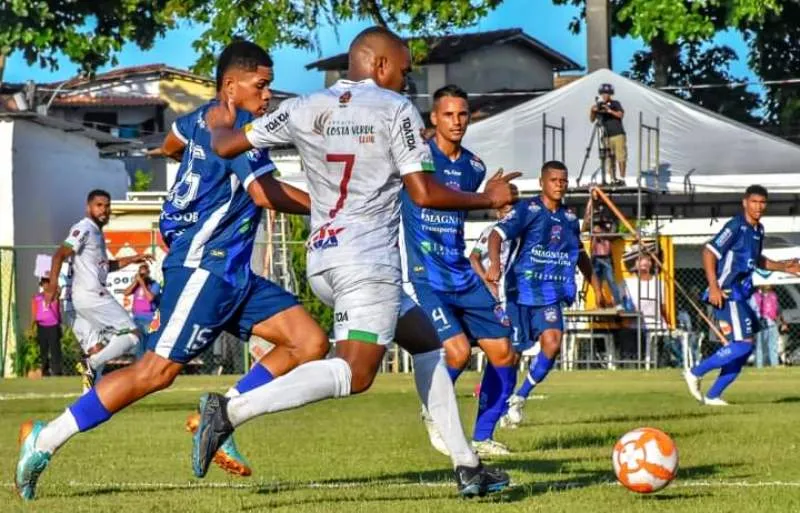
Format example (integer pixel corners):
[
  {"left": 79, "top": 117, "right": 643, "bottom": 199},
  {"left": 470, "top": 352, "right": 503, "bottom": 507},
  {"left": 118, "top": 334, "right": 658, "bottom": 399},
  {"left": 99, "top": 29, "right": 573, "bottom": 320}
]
[{"left": 463, "top": 69, "right": 800, "bottom": 193}]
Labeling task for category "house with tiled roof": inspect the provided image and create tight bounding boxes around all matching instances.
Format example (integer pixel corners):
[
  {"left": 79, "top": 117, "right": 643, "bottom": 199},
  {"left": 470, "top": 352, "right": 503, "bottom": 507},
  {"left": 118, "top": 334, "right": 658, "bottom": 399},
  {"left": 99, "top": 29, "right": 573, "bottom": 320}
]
[{"left": 307, "top": 28, "right": 581, "bottom": 114}]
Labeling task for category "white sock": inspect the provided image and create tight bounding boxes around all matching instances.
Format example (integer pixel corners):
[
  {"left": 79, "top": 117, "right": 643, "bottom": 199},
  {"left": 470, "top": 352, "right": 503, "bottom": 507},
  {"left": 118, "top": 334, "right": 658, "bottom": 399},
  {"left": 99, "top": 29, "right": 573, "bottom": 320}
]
[
  {"left": 89, "top": 333, "right": 139, "bottom": 369},
  {"left": 412, "top": 350, "right": 480, "bottom": 469},
  {"left": 35, "top": 409, "right": 80, "bottom": 455},
  {"left": 225, "top": 358, "right": 352, "bottom": 428}
]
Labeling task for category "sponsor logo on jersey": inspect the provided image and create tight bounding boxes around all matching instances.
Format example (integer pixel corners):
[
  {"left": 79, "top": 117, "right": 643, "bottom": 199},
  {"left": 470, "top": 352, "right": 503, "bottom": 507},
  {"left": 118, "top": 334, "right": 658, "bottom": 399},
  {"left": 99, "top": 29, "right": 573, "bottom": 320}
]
[
  {"left": 209, "top": 249, "right": 226, "bottom": 258},
  {"left": 445, "top": 181, "right": 460, "bottom": 190},
  {"left": 313, "top": 111, "right": 333, "bottom": 136},
  {"left": 401, "top": 117, "right": 416, "bottom": 150},
  {"left": 470, "top": 157, "right": 485, "bottom": 172},
  {"left": 420, "top": 211, "right": 460, "bottom": 225},
  {"left": 550, "top": 224, "right": 563, "bottom": 243},
  {"left": 309, "top": 223, "right": 345, "bottom": 250},
  {"left": 564, "top": 208, "right": 577, "bottom": 221},
  {"left": 420, "top": 241, "right": 433, "bottom": 254},
  {"left": 238, "top": 219, "right": 252, "bottom": 234},
  {"left": 338, "top": 91, "right": 352, "bottom": 105},
  {"left": 443, "top": 168, "right": 461, "bottom": 177},
  {"left": 528, "top": 201, "right": 541, "bottom": 212},
  {"left": 715, "top": 228, "right": 733, "bottom": 247},
  {"left": 719, "top": 320, "right": 732, "bottom": 336},
  {"left": 421, "top": 159, "right": 435, "bottom": 172},
  {"left": 335, "top": 311, "right": 349, "bottom": 322},
  {"left": 160, "top": 211, "right": 199, "bottom": 223},
  {"left": 191, "top": 142, "right": 206, "bottom": 160},
  {"left": 265, "top": 111, "right": 289, "bottom": 132},
  {"left": 325, "top": 121, "right": 375, "bottom": 143},
  {"left": 544, "top": 306, "right": 559, "bottom": 323},
  {"left": 413, "top": 265, "right": 425, "bottom": 273}
]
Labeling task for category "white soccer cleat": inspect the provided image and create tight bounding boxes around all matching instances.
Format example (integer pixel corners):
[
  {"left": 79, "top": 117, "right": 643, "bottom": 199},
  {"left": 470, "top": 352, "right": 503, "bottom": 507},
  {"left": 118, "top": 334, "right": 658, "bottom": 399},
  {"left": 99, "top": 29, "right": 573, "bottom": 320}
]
[
  {"left": 471, "top": 439, "right": 512, "bottom": 457},
  {"left": 703, "top": 396, "right": 729, "bottom": 406},
  {"left": 420, "top": 405, "right": 450, "bottom": 457},
  {"left": 500, "top": 395, "right": 526, "bottom": 429},
  {"left": 683, "top": 370, "right": 704, "bottom": 404}
]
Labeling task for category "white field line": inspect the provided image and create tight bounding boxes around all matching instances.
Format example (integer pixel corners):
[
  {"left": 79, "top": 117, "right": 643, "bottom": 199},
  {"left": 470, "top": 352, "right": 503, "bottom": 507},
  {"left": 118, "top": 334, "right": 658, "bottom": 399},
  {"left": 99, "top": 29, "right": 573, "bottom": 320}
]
[
  {"left": 3, "top": 479, "right": 800, "bottom": 492},
  {"left": 0, "top": 387, "right": 210, "bottom": 401}
]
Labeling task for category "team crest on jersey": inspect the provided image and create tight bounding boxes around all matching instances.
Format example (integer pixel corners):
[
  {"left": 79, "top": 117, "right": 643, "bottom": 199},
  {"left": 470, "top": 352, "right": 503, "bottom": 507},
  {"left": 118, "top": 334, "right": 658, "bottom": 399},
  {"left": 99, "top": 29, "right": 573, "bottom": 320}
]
[
  {"left": 338, "top": 91, "right": 352, "bottom": 106},
  {"left": 310, "top": 224, "right": 345, "bottom": 250},
  {"left": 72, "top": 229, "right": 80, "bottom": 237},
  {"left": 550, "top": 224, "right": 563, "bottom": 243},
  {"left": 544, "top": 306, "right": 559, "bottom": 323},
  {"left": 564, "top": 209, "right": 577, "bottom": 221},
  {"left": 470, "top": 157, "right": 485, "bottom": 172},
  {"left": 528, "top": 201, "right": 542, "bottom": 213}
]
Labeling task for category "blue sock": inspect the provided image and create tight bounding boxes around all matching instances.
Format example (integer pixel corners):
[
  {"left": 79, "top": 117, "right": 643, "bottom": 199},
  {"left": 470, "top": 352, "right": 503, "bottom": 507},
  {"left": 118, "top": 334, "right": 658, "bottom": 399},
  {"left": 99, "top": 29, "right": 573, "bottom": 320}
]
[
  {"left": 707, "top": 352, "right": 752, "bottom": 399},
  {"left": 691, "top": 341, "right": 753, "bottom": 378},
  {"left": 447, "top": 365, "right": 464, "bottom": 383},
  {"left": 473, "top": 365, "right": 516, "bottom": 441},
  {"left": 233, "top": 363, "right": 274, "bottom": 395},
  {"left": 68, "top": 388, "right": 112, "bottom": 432},
  {"left": 516, "top": 352, "right": 555, "bottom": 399}
]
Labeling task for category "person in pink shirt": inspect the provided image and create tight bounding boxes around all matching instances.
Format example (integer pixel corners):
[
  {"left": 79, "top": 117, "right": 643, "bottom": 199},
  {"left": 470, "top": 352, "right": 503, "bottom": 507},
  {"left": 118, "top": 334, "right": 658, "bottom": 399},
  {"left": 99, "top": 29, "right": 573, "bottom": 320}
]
[
  {"left": 751, "top": 285, "right": 786, "bottom": 367},
  {"left": 31, "top": 277, "right": 62, "bottom": 376},
  {"left": 123, "top": 264, "right": 161, "bottom": 358}
]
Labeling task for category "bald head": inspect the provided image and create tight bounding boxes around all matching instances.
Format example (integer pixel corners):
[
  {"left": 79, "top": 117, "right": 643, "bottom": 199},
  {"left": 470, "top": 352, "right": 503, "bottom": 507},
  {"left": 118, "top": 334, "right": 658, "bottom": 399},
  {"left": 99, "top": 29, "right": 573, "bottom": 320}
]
[{"left": 348, "top": 26, "right": 410, "bottom": 92}]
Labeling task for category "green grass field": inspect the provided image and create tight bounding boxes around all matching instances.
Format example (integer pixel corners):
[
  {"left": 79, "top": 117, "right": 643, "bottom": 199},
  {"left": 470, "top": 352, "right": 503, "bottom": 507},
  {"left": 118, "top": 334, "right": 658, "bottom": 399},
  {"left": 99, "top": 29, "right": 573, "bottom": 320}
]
[{"left": 3, "top": 368, "right": 800, "bottom": 512}]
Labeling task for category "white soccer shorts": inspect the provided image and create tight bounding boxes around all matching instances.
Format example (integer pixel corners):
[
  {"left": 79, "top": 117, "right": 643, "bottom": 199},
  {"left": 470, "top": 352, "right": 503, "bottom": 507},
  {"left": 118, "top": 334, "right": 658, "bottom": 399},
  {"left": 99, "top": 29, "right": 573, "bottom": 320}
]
[
  {"left": 309, "top": 264, "right": 401, "bottom": 345},
  {"left": 70, "top": 293, "right": 137, "bottom": 353}
]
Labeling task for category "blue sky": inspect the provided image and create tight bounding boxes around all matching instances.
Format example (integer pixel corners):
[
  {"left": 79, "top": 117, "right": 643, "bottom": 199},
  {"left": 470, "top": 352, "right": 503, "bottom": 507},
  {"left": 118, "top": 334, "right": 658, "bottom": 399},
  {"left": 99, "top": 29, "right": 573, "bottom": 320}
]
[{"left": 5, "top": 0, "right": 756, "bottom": 94}]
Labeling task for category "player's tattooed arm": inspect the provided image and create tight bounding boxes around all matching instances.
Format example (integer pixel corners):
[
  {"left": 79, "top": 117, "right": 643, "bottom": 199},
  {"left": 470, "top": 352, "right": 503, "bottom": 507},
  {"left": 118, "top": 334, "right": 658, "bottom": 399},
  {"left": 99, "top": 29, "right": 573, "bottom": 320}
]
[
  {"left": 760, "top": 256, "right": 800, "bottom": 276},
  {"left": 248, "top": 174, "right": 310, "bottom": 215},
  {"left": 578, "top": 249, "right": 606, "bottom": 307}
]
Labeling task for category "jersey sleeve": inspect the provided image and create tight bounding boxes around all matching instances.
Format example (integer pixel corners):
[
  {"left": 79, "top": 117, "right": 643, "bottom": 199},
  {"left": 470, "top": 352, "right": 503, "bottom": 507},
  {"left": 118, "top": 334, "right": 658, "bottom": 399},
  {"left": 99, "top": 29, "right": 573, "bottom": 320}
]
[
  {"left": 471, "top": 226, "right": 494, "bottom": 256},
  {"left": 171, "top": 111, "right": 194, "bottom": 145},
  {"left": 230, "top": 147, "right": 277, "bottom": 190},
  {"left": 63, "top": 222, "right": 89, "bottom": 252},
  {"left": 494, "top": 201, "right": 534, "bottom": 241},
  {"left": 389, "top": 100, "right": 434, "bottom": 176},
  {"left": 706, "top": 217, "right": 740, "bottom": 259},
  {"left": 244, "top": 98, "right": 296, "bottom": 148}
]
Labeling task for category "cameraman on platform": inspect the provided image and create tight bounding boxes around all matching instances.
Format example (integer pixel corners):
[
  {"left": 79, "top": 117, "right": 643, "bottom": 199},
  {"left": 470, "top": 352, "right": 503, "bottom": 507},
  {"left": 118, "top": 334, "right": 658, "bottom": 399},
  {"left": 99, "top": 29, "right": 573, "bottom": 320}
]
[{"left": 590, "top": 83, "right": 626, "bottom": 186}]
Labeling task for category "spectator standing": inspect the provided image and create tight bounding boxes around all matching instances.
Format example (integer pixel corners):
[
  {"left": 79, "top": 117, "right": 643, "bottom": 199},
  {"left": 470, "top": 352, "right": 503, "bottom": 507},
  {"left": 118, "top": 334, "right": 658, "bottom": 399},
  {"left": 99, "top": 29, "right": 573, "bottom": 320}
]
[
  {"left": 751, "top": 285, "right": 784, "bottom": 367},
  {"left": 582, "top": 196, "right": 624, "bottom": 309},
  {"left": 31, "top": 277, "right": 63, "bottom": 376},
  {"left": 123, "top": 263, "right": 161, "bottom": 358}
]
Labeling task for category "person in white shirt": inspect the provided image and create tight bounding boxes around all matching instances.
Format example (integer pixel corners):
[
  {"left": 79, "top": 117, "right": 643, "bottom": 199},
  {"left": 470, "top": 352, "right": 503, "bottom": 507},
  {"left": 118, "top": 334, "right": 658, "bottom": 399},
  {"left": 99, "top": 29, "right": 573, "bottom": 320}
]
[
  {"left": 44, "top": 190, "right": 153, "bottom": 390},
  {"left": 469, "top": 205, "right": 515, "bottom": 304},
  {"left": 623, "top": 253, "right": 669, "bottom": 330},
  {"left": 196, "top": 26, "right": 518, "bottom": 496}
]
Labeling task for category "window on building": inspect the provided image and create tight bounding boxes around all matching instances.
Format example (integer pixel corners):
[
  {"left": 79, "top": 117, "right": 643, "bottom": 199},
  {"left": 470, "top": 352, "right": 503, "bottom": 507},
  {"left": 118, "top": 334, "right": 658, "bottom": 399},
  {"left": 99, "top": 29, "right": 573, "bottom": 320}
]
[{"left": 83, "top": 112, "right": 118, "bottom": 133}]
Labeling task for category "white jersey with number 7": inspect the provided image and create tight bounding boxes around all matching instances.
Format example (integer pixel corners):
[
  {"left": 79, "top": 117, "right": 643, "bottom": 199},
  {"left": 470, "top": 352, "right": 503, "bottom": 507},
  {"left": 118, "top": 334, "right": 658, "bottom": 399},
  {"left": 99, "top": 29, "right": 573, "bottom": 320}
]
[{"left": 244, "top": 79, "right": 434, "bottom": 275}]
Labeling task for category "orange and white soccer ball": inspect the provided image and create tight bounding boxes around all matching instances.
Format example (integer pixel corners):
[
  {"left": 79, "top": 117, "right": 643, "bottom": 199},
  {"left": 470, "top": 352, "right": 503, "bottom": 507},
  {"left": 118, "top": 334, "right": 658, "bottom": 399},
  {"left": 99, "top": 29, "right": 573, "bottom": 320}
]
[{"left": 612, "top": 427, "right": 678, "bottom": 493}]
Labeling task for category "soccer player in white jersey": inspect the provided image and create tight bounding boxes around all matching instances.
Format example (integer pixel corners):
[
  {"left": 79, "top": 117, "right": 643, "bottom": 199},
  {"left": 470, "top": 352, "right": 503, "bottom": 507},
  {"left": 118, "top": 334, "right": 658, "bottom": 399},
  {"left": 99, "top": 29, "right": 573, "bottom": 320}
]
[
  {"left": 198, "top": 26, "right": 519, "bottom": 496},
  {"left": 470, "top": 206, "right": 516, "bottom": 310},
  {"left": 44, "top": 190, "right": 152, "bottom": 389}
]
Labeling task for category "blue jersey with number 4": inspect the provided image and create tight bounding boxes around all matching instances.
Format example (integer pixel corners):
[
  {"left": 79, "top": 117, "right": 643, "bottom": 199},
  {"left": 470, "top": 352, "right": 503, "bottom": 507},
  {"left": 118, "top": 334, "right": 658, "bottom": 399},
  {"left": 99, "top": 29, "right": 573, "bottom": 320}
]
[
  {"left": 160, "top": 100, "right": 276, "bottom": 288},
  {"left": 495, "top": 196, "right": 581, "bottom": 307},
  {"left": 401, "top": 140, "right": 487, "bottom": 291}
]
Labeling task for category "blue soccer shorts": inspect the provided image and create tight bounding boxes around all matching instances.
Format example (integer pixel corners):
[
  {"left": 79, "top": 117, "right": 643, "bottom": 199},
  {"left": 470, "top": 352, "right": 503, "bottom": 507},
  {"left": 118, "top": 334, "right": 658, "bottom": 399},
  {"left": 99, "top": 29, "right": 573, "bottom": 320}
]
[
  {"left": 506, "top": 301, "right": 565, "bottom": 353},
  {"left": 407, "top": 279, "right": 511, "bottom": 344},
  {"left": 713, "top": 298, "right": 759, "bottom": 342},
  {"left": 147, "top": 266, "right": 299, "bottom": 363}
]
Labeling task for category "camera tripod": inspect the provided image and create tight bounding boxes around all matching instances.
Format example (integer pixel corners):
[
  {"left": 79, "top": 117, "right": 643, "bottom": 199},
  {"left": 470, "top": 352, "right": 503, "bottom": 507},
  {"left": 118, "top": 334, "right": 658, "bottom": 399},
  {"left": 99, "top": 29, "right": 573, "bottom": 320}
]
[{"left": 576, "top": 119, "right": 618, "bottom": 187}]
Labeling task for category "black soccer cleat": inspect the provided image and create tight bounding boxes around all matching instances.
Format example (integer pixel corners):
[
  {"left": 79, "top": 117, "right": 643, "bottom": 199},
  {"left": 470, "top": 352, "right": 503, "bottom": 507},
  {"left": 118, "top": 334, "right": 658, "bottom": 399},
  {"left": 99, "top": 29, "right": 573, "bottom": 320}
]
[
  {"left": 192, "top": 393, "right": 234, "bottom": 478},
  {"left": 455, "top": 461, "right": 510, "bottom": 497}
]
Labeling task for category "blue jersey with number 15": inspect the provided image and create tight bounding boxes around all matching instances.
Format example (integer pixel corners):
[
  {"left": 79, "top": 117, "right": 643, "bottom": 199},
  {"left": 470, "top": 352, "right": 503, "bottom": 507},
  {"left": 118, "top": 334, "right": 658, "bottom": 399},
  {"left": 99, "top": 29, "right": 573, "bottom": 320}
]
[{"left": 160, "top": 100, "right": 276, "bottom": 288}]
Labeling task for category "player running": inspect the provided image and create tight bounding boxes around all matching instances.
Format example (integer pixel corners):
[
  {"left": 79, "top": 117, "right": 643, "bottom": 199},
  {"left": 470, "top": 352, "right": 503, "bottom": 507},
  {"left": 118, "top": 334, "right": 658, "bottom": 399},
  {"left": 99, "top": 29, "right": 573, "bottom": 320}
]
[
  {"left": 15, "top": 42, "right": 328, "bottom": 500},
  {"left": 197, "top": 26, "right": 518, "bottom": 496},
  {"left": 487, "top": 161, "right": 604, "bottom": 428},
  {"left": 683, "top": 185, "right": 800, "bottom": 405},
  {"left": 44, "top": 190, "right": 152, "bottom": 391},
  {"left": 400, "top": 85, "right": 518, "bottom": 456}
]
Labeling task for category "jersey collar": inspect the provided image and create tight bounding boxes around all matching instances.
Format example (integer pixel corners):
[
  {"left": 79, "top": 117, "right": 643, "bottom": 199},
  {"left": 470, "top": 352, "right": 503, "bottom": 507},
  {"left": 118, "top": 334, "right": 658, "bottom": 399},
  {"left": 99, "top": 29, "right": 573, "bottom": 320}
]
[{"left": 428, "top": 138, "right": 466, "bottom": 164}]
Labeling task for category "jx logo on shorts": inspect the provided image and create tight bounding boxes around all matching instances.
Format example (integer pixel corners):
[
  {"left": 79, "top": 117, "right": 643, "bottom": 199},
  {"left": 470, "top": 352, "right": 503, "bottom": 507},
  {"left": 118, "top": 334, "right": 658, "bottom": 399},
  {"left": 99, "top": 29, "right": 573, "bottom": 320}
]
[{"left": 309, "top": 223, "right": 345, "bottom": 251}]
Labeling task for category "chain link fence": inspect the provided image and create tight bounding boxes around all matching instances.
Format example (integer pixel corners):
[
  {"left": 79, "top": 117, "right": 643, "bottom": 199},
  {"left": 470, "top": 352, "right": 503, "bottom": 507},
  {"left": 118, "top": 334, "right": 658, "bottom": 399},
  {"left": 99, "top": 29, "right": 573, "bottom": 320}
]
[{"left": 2, "top": 235, "right": 798, "bottom": 379}]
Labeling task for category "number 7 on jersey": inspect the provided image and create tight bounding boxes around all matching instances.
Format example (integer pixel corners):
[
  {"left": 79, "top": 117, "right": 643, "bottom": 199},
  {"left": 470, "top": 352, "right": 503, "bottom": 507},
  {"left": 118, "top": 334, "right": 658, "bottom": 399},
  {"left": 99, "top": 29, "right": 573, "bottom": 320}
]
[{"left": 326, "top": 154, "right": 355, "bottom": 218}]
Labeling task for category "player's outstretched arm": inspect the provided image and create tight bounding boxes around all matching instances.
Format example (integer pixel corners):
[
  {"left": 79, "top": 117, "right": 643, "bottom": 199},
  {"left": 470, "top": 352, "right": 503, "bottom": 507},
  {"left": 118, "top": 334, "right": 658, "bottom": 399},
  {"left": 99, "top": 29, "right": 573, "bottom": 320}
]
[
  {"left": 248, "top": 174, "right": 310, "bottom": 215},
  {"left": 109, "top": 254, "right": 154, "bottom": 272},
  {"left": 759, "top": 256, "right": 800, "bottom": 276},
  {"left": 148, "top": 131, "right": 186, "bottom": 162},
  {"left": 403, "top": 169, "right": 520, "bottom": 211}
]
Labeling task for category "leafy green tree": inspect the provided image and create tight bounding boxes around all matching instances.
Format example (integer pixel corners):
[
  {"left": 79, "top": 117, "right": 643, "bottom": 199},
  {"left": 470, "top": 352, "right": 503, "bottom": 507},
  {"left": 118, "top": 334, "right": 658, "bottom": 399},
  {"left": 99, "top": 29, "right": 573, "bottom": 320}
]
[
  {"left": 0, "top": 0, "right": 177, "bottom": 82},
  {"left": 286, "top": 214, "right": 333, "bottom": 333},
  {"left": 131, "top": 169, "right": 154, "bottom": 192}
]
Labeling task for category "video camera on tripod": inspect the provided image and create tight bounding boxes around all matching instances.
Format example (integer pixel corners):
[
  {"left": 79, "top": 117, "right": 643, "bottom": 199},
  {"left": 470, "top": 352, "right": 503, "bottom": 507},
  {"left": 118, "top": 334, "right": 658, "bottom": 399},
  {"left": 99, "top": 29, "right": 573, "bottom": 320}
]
[{"left": 594, "top": 83, "right": 615, "bottom": 115}]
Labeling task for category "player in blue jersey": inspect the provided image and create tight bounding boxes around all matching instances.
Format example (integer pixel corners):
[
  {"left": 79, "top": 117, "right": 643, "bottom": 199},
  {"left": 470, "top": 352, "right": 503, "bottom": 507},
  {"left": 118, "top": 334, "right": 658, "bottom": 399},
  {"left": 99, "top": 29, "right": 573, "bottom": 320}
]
[
  {"left": 401, "top": 85, "right": 519, "bottom": 456},
  {"left": 15, "top": 41, "right": 328, "bottom": 500},
  {"left": 684, "top": 185, "right": 800, "bottom": 406},
  {"left": 487, "top": 161, "right": 604, "bottom": 427}
]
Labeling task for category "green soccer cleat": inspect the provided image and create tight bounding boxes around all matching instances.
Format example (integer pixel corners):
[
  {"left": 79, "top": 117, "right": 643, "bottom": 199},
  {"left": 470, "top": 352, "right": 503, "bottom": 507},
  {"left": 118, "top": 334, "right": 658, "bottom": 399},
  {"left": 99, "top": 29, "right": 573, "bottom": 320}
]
[{"left": 15, "top": 420, "right": 51, "bottom": 501}]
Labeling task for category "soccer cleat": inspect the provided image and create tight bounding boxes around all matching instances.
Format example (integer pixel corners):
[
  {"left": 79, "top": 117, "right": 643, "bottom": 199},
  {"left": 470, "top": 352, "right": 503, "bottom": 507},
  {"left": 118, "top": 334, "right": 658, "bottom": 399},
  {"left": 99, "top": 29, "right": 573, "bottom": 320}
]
[
  {"left": 192, "top": 393, "right": 235, "bottom": 478},
  {"left": 76, "top": 358, "right": 95, "bottom": 394},
  {"left": 471, "top": 439, "right": 512, "bottom": 457},
  {"left": 420, "top": 405, "right": 450, "bottom": 456},
  {"left": 683, "top": 370, "right": 704, "bottom": 404},
  {"left": 185, "top": 412, "right": 252, "bottom": 476},
  {"left": 454, "top": 462, "right": 510, "bottom": 497},
  {"left": 500, "top": 394, "right": 526, "bottom": 429},
  {"left": 15, "top": 420, "right": 51, "bottom": 500},
  {"left": 704, "top": 396, "right": 729, "bottom": 406}
]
